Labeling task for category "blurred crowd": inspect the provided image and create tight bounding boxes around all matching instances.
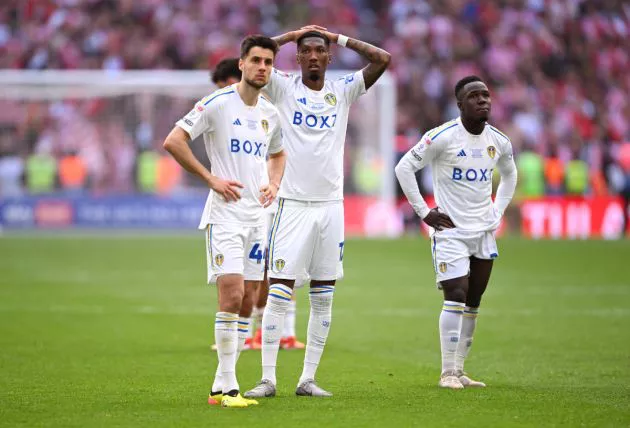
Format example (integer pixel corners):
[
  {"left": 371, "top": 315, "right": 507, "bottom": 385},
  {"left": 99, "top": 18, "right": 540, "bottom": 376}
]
[{"left": 0, "top": 0, "right": 629, "bottom": 201}]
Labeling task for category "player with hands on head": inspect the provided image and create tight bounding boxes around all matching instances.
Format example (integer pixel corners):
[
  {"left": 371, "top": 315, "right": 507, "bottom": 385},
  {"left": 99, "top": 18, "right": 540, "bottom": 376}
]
[{"left": 244, "top": 24, "right": 390, "bottom": 399}]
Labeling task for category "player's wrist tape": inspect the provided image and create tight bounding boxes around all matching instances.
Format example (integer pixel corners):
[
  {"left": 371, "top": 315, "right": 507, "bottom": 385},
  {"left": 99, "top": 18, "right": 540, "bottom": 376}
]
[{"left": 337, "top": 34, "right": 348, "bottom": 47}]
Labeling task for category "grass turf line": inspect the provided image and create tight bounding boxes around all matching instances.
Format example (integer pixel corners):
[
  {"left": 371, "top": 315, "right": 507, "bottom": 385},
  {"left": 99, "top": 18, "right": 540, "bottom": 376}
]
[{"left": 0, "top": 237, "right": 629, "bottom": 427}]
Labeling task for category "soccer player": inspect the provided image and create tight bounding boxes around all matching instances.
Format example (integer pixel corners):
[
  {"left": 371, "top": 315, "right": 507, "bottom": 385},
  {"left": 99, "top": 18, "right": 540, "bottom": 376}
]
[
  {"left": 209, "top": 58, "right": 305, "bottom": 351},
  {"left": 206, "top": 57, "right": 302, "bottom": 352},
  {"left": 163, "top": 35, "right": 286, "bottom": 408},
  {"left": 209, "top": 57, "right": 245, "bottom": 352},
  {"left": 211, "top": 58, "right": 242, "bottom": 88},
  {"left": 395, "top": 76, "right": 518, "bottom": 389},
  {"left": 245, "top": 26, "right": 391, "bottom": 398}
]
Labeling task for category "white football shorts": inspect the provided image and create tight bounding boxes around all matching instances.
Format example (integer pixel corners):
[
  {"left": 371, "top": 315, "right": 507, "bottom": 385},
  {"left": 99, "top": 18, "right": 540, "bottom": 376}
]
[
  {"left": 268, "top": 198, "right": 344, "bottom": 282},
  {"left": 205, "top": 223, "right": 266, "bottom": 284},
  {"left": 430, "top": 228, "right": 498, "bottom": 283}
]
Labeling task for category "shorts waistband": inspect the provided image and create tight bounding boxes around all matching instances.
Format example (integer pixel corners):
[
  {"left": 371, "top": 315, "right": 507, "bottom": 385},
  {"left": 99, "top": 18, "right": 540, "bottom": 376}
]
[{"left": 278, "top": 198, "right": 342, "bottom": 207}]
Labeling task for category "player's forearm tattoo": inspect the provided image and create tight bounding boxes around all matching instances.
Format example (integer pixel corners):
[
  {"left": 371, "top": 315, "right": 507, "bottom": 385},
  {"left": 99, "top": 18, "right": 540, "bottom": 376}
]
[
  {"left": 345, "top": 38, "right": 391, "bottom": 89},
  {"left": 272, "top": 32, "right": 295, "bottom": 46}
]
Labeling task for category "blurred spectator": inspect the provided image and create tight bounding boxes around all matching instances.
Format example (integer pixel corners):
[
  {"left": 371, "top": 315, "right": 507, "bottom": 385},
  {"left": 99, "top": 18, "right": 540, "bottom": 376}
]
[
  {"left": 156, "top": 153, "right": 182, "bottom": 195},
  {"left": 0, "top": 126, "right": 23, "bottom": 197},
  {"left": 25, "top": 147, "right": 56, "bottom": 193},
  {"left": 0, "top": 0, "right": 627, "bottom": 200},
  {"left": 136, "top": 149, "right": 159, "bottom": 193},
  {"left": 565, "top": 149, "right": 589, "bottom": 196},
  {"left": 517, "top": 144, "right": 545, "bottom": 198},
  {"left": 544, "top": 145, "right": 564, "bottom": 195},
  {"left": 58, "top": 150, "right": 87, "bottom": 192}
]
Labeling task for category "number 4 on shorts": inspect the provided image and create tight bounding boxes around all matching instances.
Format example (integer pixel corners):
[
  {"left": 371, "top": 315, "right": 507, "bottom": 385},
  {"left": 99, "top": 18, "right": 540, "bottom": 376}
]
[{"left": 249, "top": 243, "right": 264, "bottom": 264}]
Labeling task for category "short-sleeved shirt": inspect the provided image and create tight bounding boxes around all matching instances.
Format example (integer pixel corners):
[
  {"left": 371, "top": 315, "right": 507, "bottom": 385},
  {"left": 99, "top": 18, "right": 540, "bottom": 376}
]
[
  {"left": 176, "top": 84, "right": 283, "bottom": 227},
  {"left": 264, "top": 69, "right": 366, "bottom": 201}
]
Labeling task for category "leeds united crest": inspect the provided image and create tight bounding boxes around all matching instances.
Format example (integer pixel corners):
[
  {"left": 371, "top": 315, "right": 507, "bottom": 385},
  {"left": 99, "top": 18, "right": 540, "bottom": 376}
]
[{"left": 487, "top": 146, "right": 496, "bottom": 159}]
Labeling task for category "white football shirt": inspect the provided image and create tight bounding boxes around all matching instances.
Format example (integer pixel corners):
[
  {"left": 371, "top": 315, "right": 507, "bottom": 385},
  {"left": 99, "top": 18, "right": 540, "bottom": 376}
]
[
  {"left": 176, "top": 84, "right": 283, "bottom": 227},
  {"left": 264, "top": 68, "right": 366, "bottom": 201},
  {"left": 398, "top": 117, "right": 516, "bottom": 232}
]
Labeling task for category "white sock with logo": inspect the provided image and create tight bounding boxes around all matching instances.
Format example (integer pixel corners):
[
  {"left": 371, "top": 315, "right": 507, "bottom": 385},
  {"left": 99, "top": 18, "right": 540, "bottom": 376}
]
[
  {"left": 214, "top": 312, "right": 239, "bottom": 393},
  {"left": 439, "top": 301, "right": 465, "bottom": 375},
  {"left": 455, "top": 306, "right": 479, "bottom": 373},
  {"left": 299, "top": 285, "right": 334, "bottom": 385},
  {"left": 282, "top": 299, "right": 297, "bottom": 338},
  {"left": 261, "top": 284, "right": 292, "bottom": 385}
]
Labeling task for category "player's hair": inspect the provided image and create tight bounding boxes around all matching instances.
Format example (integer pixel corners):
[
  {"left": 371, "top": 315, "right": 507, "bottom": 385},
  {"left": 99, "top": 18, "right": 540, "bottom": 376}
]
[
  {"left": 240, "top": 35, "right": 279, "bottom": 59},
  {"left": 454, "top": 75, "right": 484, "bottom": 99},
  {"left": 211, "top": 58, "right": 241, "bottom": 84},
  {"left": 296, "top": 31, "right": 330, "bottom": 49}
]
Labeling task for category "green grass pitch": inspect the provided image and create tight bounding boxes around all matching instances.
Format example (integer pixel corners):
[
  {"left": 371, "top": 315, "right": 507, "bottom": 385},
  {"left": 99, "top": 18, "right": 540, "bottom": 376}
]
[{"left": 0, "top": 236, "right": 629, "bottom": 427}]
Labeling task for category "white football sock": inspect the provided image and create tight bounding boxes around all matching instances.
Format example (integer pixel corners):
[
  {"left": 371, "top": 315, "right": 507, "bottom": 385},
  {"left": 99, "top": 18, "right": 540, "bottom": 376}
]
[
  {"left": 251, "top": 306, "right": 263, "bottom": 338},
  {"left": 455, "top": 306, "right": 478, "bottom": 373},
  {"left": 261, "top": 284, "right": 292, "bottom": 385},
  {"left": 439, "top": 301, "right": 465, "bottom": 375},
  {"left": 299, "top": 285, "right": 334, "bottom": 384},
  {"left": 283, "top": 299, "right": 297, "bottom": 338},
  {"left": 237, "top": 317, "right": 249, "bottom": 359},
  {"left": 214, "top": 312, "right": 239, "bottom": 393},
  {"left": 211, "top": 361, "right": 222, "bottom": 393}
]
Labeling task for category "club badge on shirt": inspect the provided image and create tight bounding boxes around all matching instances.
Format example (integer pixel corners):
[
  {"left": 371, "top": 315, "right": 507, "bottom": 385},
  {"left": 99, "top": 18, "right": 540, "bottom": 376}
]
[
  {"left": 487, "top": 146, "right": 496, "bottom": 159},
  {"left": 324, "top": 93, "right": 337, "bottom": 106}
]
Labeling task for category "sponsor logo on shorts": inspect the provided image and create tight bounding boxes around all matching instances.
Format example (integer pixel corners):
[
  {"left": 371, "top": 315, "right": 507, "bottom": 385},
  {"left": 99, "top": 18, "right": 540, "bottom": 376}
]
[
  {"left": 439, "top": 262, "right": 447, "bottom": 273},
  {"left": 215, "top": 254, "right": 224, "bottom": 267},
  {"left": 274, "top": 259, "right": 285, "bottom": 271}
]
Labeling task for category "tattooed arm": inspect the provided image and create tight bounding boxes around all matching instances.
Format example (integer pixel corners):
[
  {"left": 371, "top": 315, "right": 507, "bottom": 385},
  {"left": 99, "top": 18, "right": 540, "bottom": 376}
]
[{"left": 323, "top": 32, "right": 391, "bottom": 90}]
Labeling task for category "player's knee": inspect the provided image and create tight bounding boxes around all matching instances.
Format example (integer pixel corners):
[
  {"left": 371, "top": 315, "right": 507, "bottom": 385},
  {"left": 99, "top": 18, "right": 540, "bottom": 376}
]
[
  {"left": 239, "top": 296, "right": 254, "bottom": 317},
  {"left": 243, "top": 281, "right": 259, "bottom": 301},
  {"left": 222, "top": 289, "right": 244, "bottom": 314},
  {"left": 439, "top": 276, "right": 468, "bottom": 302},
  {"left": 269, "top": 277, "right": 295, "bottom": 290},
  {"left": 466, "top": 294, "right": 482, "bottom": 308},
  {"left": 441, "top": 283, "right": 467, "bottom": 303}
]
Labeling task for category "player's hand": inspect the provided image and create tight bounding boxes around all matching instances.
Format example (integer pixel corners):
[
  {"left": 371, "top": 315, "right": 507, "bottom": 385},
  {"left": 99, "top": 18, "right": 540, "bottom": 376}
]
[
  {"left": 259, "top": 183, "right": 279, "bottom": 208},
  {"left": 293, "top": 25, "right": 328, "bottom": 41},
  {"left": 208, "top": 177, "right": 244, "bottom": 202},
  {"left": 319, "top": 29, "right": 339, "bottom": 43},
  {"left": 423, "top": 208, "right": 456, "bottom": 231}
]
